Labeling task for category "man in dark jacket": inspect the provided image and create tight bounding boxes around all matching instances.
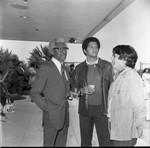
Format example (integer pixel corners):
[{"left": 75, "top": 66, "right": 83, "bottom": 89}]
[
  {"left": 71, "top": 37, "right": 113, "bottom": 146},
  {"left": 14, "top": 61, "right": 25, "bottom": 95}
]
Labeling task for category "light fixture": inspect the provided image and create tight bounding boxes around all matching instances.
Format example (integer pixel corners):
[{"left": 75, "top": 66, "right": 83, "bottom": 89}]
[
  {"left": 20, "top": 15, "right": 30, "bottom": 19},
  {"left": 23, "top": 0, "right": 28, "bottom": 3}
]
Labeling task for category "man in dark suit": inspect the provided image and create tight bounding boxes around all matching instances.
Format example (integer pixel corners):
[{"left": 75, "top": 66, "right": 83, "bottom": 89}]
[
  {"left": 30, "top": 37, "right": 70, "bottom": 147},
  {"left": 71, "top": 37, "right": 113, "bottom": 146}
]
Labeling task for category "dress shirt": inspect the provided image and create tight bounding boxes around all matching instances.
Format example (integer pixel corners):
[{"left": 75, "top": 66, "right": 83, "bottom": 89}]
[
  {"left": 52, "top": 57, "right": 62, "bottom": 74},
  {"left": 52, "top": 58, "right": 68, "bottom": 81}
]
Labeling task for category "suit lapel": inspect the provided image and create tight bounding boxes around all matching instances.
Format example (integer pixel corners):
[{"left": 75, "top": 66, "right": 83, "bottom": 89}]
[
  {"left": 47, "top": 60, "right": 69, "bottom": 87},
  {"left": 47, "top": 61, "right": 62, "bottom": 82}
]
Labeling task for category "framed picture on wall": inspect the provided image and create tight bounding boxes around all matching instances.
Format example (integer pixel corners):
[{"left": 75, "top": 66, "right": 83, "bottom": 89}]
[{"left": 139, "top": 62, "right": 150, "bottom": 76}]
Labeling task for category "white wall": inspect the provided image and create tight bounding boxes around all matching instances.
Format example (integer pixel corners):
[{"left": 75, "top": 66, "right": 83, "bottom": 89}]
[
  {"left": 0, "top": 0, "right": 149, "bottom": 69},
  {"left": 94, "top": 0, "right": 150, "bottom": 69}
]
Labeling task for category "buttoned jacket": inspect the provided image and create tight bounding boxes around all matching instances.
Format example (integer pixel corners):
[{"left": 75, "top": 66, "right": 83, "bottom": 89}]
[{"left": 30, "top": 60, "right": 70, "bottom": 130}]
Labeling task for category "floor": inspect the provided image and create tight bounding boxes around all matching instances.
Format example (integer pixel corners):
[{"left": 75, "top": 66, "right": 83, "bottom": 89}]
[{"left": 0, "top": 95, "right": 150, "bottom": 147}]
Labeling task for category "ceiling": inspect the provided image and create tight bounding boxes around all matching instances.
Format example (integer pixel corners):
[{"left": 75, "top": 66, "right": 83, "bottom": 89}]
[{"left": 0, "top": 0, "right": 135, "bottom": 44}]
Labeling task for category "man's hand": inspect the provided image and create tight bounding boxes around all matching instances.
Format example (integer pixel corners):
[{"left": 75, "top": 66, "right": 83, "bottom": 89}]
[
  {"left": 81, "top": 85, "right": 95, "bottom": 95},
  {"left": 137, "top": 127, "right": 144, "bottom": 139}
]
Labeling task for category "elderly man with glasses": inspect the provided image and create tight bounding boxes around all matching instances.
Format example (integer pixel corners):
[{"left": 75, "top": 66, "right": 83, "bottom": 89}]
[{"left": 30, "top": 37, "right": 70, "bottom": 147}]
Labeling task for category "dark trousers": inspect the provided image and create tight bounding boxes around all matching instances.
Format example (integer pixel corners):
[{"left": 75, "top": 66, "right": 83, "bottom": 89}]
[
  {"left": 43, "top": 108, "right": 69, "bottom": 147},
  {"left": 13, "top": 80, "right": 24, "bottom": 95},
  {"left": 79, "top": 105, "right": 110, "bottom": 147},
  {"left": 17, "top": 80, "right": 24, "bottom": 95},
  {"left": 111, "top": 138, "right": 137, "bottom": 147}
]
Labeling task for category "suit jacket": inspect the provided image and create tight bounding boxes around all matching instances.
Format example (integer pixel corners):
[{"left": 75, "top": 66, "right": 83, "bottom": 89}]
[
  {"left": 71, "top": 58, "right": 113, "bottom": 116},
  {"left": 30, "top": 60, "right": 70, "bottom": 130}
]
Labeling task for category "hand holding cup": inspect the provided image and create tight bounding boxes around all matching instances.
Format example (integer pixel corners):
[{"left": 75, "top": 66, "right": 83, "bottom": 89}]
[{"left": 88, "top": 85, "right": 95, "bottom": 94}]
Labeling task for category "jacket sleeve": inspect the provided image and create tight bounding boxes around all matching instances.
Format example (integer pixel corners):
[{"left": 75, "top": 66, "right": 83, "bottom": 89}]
[
  {"left": 130, "top": 74, "right": 146, "bottom": 130},
  {"left": 108, "top": 63, "right": 114, "bottom": 87},
  {"left": 30, "top": 65, "right": 49, "bottom": 112}
]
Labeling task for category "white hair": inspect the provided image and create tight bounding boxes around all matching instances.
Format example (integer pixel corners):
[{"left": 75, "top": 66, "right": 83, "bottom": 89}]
[{"left": 48, "top": 37, "right": 67, "bottom": 55}]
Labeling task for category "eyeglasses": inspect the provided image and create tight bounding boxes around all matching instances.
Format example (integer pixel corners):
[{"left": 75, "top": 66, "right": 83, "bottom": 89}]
[{"left": 53, "top": 47, "right": 69, "bottom": 53}]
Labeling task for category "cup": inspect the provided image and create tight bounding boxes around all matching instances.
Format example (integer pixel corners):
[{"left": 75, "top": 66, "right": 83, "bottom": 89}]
[
  {"left": 89, "top": 85, "right": 95, "bottom": 89},
  {"left": 88, "top": 85, "right": 95, "bottom": 94}
]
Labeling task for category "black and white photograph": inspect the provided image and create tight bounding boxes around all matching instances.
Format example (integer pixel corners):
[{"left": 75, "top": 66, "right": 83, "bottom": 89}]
[{"left": 0, "top": 0, "right": 150, "bottom": 147}]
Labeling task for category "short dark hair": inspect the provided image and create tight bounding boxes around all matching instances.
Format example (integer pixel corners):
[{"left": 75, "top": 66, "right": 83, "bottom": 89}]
[
  {"left": 113, "top": 45, "right": 138, "bottom": 69},
  {"left": 82, "top": 37, "right": 100, "bottom": 55}
]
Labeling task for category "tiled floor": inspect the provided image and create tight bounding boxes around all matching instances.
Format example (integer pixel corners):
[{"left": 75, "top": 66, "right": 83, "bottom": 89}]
[{"left": 1, "top": 96, "right": 150, "bottom": 147}]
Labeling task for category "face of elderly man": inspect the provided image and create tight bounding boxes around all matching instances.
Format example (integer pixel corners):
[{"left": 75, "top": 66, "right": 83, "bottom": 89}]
[{"left": 49, "top": 37, "right": 69, "bottom": 63}]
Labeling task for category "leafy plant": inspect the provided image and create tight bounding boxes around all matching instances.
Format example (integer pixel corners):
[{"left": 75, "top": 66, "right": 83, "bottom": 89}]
[
  {"left": 0, "top": 47, "right": 19, "bottom": 74},
  {"left": 28, "top": 44, "right": 52, "bottom": 67}
]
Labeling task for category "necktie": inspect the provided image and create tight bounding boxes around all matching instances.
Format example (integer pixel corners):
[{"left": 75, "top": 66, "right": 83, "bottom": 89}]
[
  {"left": 61, "top": 64, "right": 70, "bottom": 98},
  {"left": 61, "top": 64, "right": 64, "bottom": 75},
  {"left": 61, "top": 64, "right": 67, "bottom": 82}
]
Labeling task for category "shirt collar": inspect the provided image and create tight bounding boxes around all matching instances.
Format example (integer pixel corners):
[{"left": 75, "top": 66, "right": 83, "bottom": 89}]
[
  {"left": 52, "top": 57, "right": 62, "bottom": 73},
  {"left": 86, "top": 58, "right": 99, "bottom": 65}
]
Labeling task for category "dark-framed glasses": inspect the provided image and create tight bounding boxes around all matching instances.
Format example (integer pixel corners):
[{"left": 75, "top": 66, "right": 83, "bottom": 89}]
[{"left": 54, "top": 47, "right": 69, "bottom": 53}]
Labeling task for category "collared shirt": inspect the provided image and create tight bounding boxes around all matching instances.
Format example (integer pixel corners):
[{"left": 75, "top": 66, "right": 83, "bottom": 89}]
[
  {"left": 52, "top": 57, "right": 62, "bottom": 74},
  {"left": 107, "top": 67, "right": 146, "bottom": 140},
  {"left": 52, "top": 57, "right": 68, "bottom": 81}
]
